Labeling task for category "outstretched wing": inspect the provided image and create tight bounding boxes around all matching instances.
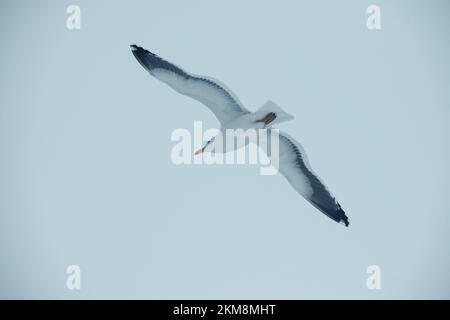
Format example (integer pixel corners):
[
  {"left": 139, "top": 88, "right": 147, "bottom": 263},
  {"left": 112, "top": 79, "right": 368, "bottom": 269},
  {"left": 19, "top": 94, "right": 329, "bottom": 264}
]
[
  {"left": 276, "top": 132, "right": 349, "bottom": 226},
  {"left": 130, "top": 45, "right": 249, "bottom": 125}
]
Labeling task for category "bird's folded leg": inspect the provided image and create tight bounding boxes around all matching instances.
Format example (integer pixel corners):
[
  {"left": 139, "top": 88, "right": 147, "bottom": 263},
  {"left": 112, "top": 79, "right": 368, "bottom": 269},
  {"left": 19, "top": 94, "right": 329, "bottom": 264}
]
[{"left": 256, "top": 112, "right": 277, "bottom": 126}]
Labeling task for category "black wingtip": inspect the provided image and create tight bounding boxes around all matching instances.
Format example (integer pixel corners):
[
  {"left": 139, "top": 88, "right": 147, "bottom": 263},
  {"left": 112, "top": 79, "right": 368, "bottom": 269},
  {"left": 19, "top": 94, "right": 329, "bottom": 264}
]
[
  {"left": 130, "top": 44, "right": 141, "bottom": 52},
  {"left": 342, "top": 216, "right": 350, "bottom": 227},
  {"left": 310, "top": 198, "right": 350, "bottom": 227},
  {"left": 129, "top": 44, "right": 156, "bottom": 72},
  {"left": 130, "top": 44, "right": 149, "bottom": 54},
  {"left": 338, "top": 206, "right": 350, "bottom": 227}
]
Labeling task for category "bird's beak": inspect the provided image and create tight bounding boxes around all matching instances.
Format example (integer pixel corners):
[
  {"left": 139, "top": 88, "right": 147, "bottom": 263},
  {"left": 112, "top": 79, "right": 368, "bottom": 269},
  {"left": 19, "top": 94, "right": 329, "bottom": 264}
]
[{"left": 194, "top": 147, "right": 205, "bottom": 155}]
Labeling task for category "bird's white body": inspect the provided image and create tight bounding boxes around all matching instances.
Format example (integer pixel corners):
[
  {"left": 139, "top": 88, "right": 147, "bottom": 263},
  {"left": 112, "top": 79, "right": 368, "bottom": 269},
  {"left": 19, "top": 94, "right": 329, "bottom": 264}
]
[
  {"left": 212, "top": 114, "right": 265, "bottom": 154},
  {"left": 207, "top": 100, "right": 294, "bottom": 153}
]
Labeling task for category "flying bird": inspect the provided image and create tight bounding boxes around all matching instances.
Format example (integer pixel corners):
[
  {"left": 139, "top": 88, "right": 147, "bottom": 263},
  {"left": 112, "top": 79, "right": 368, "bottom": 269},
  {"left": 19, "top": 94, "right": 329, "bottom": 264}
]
[{"left": 130, "top": 44, "right": 349, "bottom": 226}]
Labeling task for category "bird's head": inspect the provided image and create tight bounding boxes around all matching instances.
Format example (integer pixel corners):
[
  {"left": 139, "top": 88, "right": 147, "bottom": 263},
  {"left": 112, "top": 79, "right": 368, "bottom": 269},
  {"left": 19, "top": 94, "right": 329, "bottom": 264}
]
[{"left": 195, "top": 137, "right": 216, "bottom": 155}]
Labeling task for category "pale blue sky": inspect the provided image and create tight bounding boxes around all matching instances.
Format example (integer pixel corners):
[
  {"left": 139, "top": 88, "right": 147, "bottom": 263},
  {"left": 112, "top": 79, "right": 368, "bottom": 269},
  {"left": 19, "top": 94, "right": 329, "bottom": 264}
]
[{"left": 1, "top": 0, "right": 449, "bottom": 298}]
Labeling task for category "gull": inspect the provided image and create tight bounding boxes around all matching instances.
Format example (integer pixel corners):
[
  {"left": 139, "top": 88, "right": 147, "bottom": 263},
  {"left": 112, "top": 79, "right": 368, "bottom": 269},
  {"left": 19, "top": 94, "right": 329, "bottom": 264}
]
[{"left": 130, "top": 44, "right": 349, "bottom": 227}]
